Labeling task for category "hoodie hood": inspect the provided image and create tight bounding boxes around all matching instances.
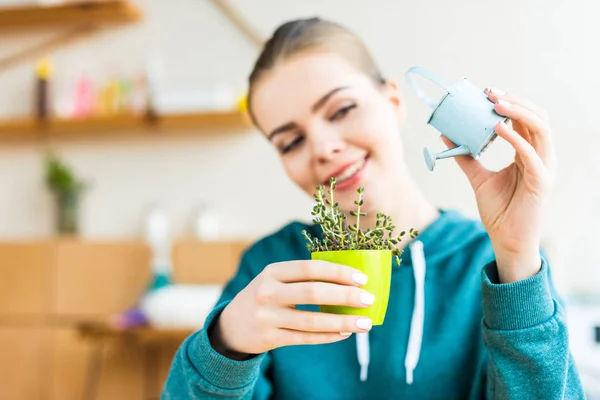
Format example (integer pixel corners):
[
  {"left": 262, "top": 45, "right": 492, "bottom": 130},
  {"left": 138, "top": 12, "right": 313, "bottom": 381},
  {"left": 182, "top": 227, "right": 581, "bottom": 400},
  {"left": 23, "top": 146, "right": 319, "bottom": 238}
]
[{"left": 396, "top": 209, "right": 488, "bottom": 271}]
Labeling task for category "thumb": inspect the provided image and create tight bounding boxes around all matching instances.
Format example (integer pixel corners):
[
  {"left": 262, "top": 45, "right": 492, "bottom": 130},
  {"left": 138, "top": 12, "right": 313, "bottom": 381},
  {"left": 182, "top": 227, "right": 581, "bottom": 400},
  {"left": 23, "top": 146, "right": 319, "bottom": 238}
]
[{"left": 440, "top": 135, "right": 492, "bottom": 191}]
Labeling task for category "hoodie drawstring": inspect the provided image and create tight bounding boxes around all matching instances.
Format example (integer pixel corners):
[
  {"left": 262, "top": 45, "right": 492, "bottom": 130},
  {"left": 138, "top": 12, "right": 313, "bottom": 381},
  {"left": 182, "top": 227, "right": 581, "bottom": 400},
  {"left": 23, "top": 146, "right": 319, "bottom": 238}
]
[
  {"left": 405, "top": 240, "right": 426, "bottom": 384},
  {"left": 355, "top": 240, "right": 426, "bottom": 384},
  {"left": 356, "top": 331, "right": 370, "bottom": 382}
]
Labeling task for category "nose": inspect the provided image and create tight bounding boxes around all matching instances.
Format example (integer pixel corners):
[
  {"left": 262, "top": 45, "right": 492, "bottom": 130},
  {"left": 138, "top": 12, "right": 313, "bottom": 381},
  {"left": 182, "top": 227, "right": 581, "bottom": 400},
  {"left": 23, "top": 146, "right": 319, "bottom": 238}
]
[{"left": 311, "top": 131, "right": 348, "bottom": 164}]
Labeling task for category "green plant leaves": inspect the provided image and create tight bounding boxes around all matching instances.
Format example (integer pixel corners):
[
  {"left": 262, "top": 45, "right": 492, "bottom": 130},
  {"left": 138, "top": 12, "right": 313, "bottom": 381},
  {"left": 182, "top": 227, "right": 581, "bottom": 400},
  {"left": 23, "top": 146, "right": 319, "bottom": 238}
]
[
  {"left": 44, "top": 152, "right": 88, "bottom": 196},
  {"left": 302, "top": 177, "right": 419, "bottom": 266}
]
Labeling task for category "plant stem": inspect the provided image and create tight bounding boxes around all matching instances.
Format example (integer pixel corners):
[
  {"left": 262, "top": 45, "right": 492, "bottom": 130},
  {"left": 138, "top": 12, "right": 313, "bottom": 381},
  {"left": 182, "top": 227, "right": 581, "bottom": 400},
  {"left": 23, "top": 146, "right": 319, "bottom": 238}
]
[{"left": 355, "top": 188, "right": 363, "bottom": 245}]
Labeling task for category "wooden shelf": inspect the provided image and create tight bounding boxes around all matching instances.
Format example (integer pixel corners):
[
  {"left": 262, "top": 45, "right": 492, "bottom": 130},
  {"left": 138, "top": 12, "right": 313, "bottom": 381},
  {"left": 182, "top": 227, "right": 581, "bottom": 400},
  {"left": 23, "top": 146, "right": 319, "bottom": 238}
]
[
  {"left": 0, "top": 1, "right": 142, "bottom": 30},
  {"left": 0, "top": 111, "right": 253, "bottom": 141}
]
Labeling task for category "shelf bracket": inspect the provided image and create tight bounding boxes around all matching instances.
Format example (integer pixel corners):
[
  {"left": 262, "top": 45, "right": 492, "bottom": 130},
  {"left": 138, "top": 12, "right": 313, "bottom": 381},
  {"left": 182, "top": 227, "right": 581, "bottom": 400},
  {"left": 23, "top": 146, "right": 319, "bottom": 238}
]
[
  {"left": 210, "top": 0, "right": 264, "bottom": 49},
  {"left": 0, "top": 25, "right": 97, "bottom": 73}
]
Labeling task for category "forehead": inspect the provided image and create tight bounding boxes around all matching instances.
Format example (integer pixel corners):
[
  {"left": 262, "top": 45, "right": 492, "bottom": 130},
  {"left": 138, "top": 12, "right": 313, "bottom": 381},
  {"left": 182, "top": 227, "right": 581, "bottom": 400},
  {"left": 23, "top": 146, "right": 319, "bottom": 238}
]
[{"left": 251, "top": 52, "right": 372, "bottom": 131}]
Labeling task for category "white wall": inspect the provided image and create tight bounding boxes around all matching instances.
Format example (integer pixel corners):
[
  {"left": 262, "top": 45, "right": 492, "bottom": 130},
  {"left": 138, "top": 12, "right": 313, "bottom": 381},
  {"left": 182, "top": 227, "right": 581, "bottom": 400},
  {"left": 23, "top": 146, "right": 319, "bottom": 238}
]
[{"left": 0, "top": 0, "right": 599, "bottom": 295}]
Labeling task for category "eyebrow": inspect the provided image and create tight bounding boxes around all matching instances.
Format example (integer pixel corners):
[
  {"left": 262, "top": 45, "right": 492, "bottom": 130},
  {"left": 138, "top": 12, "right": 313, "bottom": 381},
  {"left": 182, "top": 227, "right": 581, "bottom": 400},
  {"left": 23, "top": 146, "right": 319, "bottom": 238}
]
[{"left": 268, "top": 86, "right": 349, "bottom": 140}]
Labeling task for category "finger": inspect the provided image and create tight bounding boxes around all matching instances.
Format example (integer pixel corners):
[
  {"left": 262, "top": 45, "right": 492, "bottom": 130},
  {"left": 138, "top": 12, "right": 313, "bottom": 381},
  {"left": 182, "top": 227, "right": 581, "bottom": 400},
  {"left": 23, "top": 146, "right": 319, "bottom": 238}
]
[
  {"left": 493, "top": 100, "right": 554, "bottom": 167},
  {"left": 494, "top": 100, "right": 547, "bottom": 138},
  {"left": 275, "top": 281, "right": 374, "bottom": 308},
  {"left": 485, "top": 87, "right": 548, "bottom": 121},
  {"left": 266, "top": 260, "right": 368, "bottom": 286},
  {"left": 495, "top": 121, "right": 545, "bottom": 173},
  {"left": 441, "top": 134, "right": 492, "bottom": 192},
  {"left": 276, "top": 329, "right": 352, "bottom": 347},
  {"left": 276, "top": 309, "right": 372, "bottom": 333}
]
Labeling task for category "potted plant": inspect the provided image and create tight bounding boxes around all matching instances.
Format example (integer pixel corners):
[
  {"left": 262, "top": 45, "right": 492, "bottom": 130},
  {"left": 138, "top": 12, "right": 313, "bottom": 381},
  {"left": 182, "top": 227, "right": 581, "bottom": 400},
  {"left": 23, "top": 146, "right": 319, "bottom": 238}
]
[
  {"left": 44, "top": 152, "right": 89, "bottom": 235},
  {"left": 302, "top": 178, "right": 418, "bottom": 325}
]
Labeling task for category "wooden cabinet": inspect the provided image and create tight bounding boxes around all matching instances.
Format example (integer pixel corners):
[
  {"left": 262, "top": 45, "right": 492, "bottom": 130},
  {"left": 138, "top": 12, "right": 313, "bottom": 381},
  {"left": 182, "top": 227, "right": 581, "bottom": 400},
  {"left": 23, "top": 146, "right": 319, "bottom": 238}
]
[
  {"left": 52, "top": 240, "right": 152, "bottom": 318},
  {"left": 0, "top": 238, "right": 250, "bottom": 399},
  {"left": 0, "top": 243, "right": 53, "bottom": 321},
  {"left": 0, "top": 326, "right": 49, "bottom": 400},
  {"left": 173, "top": 239, "right": 249, "bottom": 284}
]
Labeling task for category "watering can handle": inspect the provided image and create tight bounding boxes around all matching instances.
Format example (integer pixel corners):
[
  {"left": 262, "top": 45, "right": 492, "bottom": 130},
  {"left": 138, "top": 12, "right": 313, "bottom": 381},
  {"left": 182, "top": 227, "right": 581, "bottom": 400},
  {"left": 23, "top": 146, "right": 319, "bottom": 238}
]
[{"left": 405, "top": 66, "right": 453, "bottom": 109}]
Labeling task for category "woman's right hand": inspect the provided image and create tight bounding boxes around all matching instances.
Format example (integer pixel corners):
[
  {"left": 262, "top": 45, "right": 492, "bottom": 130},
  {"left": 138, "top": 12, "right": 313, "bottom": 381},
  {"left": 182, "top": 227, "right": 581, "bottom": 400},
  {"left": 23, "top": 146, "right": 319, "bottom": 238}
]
[{"left": 211, "top": 260, "right": 375, "bottom": 356}]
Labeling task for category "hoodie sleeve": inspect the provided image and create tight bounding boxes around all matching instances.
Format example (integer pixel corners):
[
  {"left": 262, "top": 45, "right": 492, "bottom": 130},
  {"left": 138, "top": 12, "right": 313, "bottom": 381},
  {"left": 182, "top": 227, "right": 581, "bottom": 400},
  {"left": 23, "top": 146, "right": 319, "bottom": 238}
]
[
  {"left": 161, "top": 251, "right": 273, "bottom": 399},
  {"left": 480, "top": 257, "right": 585, "bottom": 399}
]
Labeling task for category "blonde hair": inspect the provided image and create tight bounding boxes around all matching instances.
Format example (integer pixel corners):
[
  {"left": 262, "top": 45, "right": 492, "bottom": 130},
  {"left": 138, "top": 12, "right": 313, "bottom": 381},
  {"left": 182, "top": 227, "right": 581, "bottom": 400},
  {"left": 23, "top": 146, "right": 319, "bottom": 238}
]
[{"left": 247, "top": 17, "right": 386, "bottom": 127}]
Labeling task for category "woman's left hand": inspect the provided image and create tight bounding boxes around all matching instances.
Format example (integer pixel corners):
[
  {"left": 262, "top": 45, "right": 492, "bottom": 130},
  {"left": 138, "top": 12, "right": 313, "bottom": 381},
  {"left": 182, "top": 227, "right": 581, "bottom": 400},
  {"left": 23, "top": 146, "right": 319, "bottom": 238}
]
[{"left": 442, "top": 88, "right": 557, "bottom": 283}]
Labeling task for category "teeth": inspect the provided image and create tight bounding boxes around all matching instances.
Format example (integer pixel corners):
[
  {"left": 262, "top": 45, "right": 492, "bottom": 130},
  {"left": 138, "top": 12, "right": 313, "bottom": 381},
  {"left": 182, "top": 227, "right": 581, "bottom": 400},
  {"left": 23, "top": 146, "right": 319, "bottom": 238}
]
[{"left": 336, "top": 158, "right": 365, "bottom": 182}]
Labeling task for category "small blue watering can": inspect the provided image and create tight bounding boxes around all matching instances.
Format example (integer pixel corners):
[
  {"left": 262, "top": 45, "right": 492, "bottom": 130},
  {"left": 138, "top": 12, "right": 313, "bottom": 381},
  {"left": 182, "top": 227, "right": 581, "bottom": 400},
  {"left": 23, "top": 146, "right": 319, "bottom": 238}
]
[{"left": 405, "top": 66, "right": 509, "bottom": 171}]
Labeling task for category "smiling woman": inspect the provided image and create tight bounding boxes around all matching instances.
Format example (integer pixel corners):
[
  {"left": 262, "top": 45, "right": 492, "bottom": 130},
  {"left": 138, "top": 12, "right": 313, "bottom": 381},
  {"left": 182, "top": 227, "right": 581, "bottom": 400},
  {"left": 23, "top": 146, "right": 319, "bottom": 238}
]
[
  {"left": 249, "top": 46, "right": 423, "bottom": 217},
  {"left": 162, "top": 17, "right": 584, "bottom": 400}
]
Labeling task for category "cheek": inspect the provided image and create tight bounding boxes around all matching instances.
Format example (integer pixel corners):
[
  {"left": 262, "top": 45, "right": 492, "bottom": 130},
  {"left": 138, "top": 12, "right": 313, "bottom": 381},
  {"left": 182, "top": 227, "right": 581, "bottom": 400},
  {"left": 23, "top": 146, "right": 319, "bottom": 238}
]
[
  {"left": 352, "top": 101, "right": 400, "bottom": 149},
  {"left": 282, "top": 156, "right": 313, "bottom": 193}
]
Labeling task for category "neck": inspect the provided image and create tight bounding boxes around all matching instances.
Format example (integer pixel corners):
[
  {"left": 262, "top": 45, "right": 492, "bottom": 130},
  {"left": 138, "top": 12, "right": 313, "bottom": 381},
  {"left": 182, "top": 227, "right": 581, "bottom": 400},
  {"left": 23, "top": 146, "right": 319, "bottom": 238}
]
[{"left": 359, "top": 168, "right": 440, "bottom": 250}]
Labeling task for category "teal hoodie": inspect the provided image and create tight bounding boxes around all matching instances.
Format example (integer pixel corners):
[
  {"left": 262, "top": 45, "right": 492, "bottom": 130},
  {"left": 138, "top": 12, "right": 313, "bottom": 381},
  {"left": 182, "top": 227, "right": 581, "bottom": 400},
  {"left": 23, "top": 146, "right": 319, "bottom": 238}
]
[{"left": 162, "top": 209, "right": 584, "bottom": 399}]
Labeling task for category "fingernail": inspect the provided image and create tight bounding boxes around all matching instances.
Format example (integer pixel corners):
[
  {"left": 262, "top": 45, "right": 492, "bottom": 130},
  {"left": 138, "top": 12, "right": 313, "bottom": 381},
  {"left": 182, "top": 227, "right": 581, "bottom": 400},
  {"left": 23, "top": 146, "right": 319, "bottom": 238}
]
[
  {"left": 486, "top": 87, "right": 506, "bottom": 95},
  {"left": 340, "top": 332, "right": 352, "bottom": 336},
  {"left": 360, "top": 291, "right": 375, "bottom": 305},
  {"left": 352, "top": 272, "right": 368, "bottom": 285},
  {"left": 356, "top": 318, "right": 372, "bottom": 330},
  {"left": 497, "top": 99, "right": 511, "bottom": 108}
]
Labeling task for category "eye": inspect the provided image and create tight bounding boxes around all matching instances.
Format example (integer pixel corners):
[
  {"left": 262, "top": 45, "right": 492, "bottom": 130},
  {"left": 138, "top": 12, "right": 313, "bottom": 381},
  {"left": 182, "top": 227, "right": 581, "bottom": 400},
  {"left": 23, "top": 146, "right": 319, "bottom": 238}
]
[
  {"left": 281, "top": 136, "right": 305, "bottom": 154},
  {"left": 329, "top": 103, "right": 356, "bottom": 121}
]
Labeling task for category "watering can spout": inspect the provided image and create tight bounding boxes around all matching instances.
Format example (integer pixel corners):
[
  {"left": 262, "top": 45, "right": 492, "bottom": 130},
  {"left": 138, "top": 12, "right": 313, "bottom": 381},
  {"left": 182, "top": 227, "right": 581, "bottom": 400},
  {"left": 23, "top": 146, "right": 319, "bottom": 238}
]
[{"left": 424, "top": 145, "right": 470, "bottom": 171}]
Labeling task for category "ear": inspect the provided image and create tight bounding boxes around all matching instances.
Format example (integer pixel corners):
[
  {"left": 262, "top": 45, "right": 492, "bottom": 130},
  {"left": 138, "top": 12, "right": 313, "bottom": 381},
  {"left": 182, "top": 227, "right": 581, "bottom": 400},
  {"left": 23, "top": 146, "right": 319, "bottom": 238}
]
[{"left": 382, "top": 79, "right": 407, "bottom": 122}]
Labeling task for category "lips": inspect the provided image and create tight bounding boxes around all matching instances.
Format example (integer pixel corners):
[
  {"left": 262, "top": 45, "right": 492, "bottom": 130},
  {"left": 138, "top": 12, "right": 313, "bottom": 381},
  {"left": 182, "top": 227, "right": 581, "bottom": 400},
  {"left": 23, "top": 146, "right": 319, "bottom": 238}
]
[{"left": 323, "top": 155, "right": 369, "bottom": 190}]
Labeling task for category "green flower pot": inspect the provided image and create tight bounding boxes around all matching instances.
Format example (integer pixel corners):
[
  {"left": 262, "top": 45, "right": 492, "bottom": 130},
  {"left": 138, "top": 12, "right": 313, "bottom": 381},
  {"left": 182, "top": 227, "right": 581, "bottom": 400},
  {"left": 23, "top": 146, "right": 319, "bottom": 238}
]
[
  {"left": 311, "top": 249, "right": 392, "bottom": 325},
  {"left": 55, "top": 191, "right": 81, "bottom": 235}
]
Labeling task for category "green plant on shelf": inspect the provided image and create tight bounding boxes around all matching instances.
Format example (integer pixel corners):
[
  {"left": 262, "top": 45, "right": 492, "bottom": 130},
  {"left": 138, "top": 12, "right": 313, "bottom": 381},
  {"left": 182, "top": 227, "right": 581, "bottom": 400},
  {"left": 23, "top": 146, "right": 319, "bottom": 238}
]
[{"left": 44, "top": 152, "right": 89, "bottom": 235}]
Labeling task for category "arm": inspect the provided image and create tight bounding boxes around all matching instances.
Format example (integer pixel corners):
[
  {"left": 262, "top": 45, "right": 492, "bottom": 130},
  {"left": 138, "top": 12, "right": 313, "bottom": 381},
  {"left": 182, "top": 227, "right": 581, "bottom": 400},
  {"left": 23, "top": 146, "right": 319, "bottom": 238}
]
[
  {"left": 161, "top": 253, "right": 274, "bottom": 400},
  {"left": 161, "top": 245, "right": 370, "bottom": 399},
  {"left": 481, "top": 257, "right": 584, "bottom": 399},
  {"left": 444, "top": 87, "right": 585, "bottom": 398}
]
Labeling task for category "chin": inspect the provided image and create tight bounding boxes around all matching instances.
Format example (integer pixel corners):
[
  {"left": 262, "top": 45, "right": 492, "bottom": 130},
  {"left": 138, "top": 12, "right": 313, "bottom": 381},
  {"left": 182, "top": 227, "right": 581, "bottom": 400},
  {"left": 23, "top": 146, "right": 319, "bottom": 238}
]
[{"left": 362, "top": 188, "right": 391, "bottom": 215}]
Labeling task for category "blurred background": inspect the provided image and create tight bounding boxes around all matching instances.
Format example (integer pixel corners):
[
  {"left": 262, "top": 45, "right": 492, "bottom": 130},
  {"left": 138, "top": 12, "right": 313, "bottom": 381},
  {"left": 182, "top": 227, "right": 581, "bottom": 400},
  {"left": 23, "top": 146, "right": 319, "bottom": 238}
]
[{"left": 0, "top": 0, "right": 598, "bottom": 398}]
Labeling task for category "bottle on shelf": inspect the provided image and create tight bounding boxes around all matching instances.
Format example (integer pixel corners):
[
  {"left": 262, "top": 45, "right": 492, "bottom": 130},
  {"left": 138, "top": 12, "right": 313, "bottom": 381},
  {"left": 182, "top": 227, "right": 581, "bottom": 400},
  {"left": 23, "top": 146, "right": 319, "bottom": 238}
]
[{"left": 34, "top": 57, "right": 53, "bottom": 121}]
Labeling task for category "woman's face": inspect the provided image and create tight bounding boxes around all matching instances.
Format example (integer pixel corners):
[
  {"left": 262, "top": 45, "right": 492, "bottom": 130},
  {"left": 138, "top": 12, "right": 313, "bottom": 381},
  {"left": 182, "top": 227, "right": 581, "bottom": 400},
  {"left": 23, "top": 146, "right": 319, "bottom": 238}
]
[{"left": 251, "top": 52, "right": 407, "bottom": 216}]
